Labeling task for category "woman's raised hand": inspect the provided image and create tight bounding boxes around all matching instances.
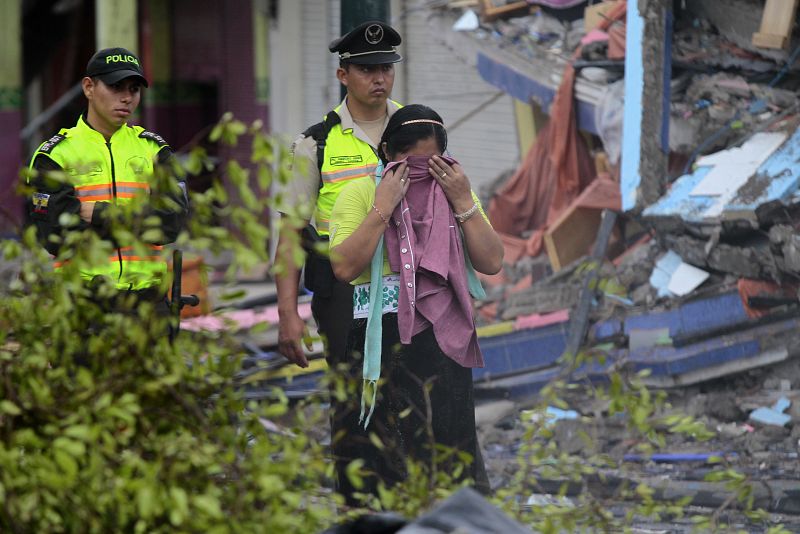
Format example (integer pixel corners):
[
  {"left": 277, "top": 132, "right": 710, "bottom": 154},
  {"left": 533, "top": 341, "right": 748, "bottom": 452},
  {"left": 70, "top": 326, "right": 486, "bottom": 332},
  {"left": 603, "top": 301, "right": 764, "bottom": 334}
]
[
  {"left": 374, "top": 161, "right": 410, "bottom": 217},
  {"left": 428, "top": 155, "right": 473, "bottom": 214}
]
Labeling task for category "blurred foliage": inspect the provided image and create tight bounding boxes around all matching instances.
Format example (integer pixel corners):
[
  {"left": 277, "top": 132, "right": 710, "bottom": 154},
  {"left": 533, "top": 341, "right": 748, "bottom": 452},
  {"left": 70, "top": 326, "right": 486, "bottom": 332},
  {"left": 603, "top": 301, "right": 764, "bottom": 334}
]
[{"left": 0, "top": 114, "right": 337, "bottom": 533}]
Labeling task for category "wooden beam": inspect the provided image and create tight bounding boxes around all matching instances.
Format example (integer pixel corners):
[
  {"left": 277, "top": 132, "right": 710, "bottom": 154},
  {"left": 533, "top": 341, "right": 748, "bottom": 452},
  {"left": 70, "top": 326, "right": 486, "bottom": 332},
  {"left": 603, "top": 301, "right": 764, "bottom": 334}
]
[
  {"left": 753, "top": 32, "right": 789, "bottom": 49},
  {"left": 449, "top": 0, "right": 480, "bottom": 7},
  {"left": 752, "top": 0, "right": 799, "bottom": 50},
  {"left": 544, "top": 207, "right": 603, "bottom": 272},
  {"left": 479, "top": 0, "right": 531, "bottom": 22},
  {"left": 562, "top": 210, "right": 618, "bottom": 358}
]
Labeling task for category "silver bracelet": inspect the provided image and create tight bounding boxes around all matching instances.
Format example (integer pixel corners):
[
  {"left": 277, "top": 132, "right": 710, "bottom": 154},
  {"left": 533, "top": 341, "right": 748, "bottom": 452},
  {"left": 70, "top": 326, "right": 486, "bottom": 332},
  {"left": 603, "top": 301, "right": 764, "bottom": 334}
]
[{"left": 454, "top": 203, "right": 479, "bottom": 223}]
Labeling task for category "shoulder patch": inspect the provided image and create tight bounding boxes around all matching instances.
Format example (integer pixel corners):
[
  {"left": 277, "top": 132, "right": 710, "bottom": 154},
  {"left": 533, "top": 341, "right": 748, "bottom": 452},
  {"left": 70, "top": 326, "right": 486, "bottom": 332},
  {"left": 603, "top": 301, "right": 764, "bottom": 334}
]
[
  {"left": 31, "top": 192, "right": 50, "bottom": 214},
  {"left": 139, "top": 130, "right": 169, "bottom": 148},
  {"left": 38, "top": 134, "right": 66, "bottom": 154}
]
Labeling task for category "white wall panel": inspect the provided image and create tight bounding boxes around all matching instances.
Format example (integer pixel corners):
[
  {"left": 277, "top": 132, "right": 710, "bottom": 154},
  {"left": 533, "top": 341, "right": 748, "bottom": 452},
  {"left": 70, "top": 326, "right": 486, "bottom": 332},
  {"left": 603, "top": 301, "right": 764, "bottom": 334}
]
[
  {"left": 288, "top": 0, "right": 519, "bottom": 190},
  {"left": 400, "top": 0, "right": 519, "bottom": 190},
  {"left": 301, "top": 0, "right": 338, "bottom": 127}
]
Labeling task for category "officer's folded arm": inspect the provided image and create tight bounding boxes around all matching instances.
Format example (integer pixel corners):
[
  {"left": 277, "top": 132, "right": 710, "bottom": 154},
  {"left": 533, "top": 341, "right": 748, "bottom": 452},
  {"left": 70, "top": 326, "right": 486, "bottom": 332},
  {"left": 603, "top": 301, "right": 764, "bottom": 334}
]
[
  {"left": 146, "top": 147, "right": 189, "bottom": 244},
  {"left": 29, "top": 154, "right": 90, "bottom": 255},
  {"left": 92, "top": 147, "right": 188, "bottom": 245},
  {"left": 29, "top": 149, "right": 188, "bottom": 250}
]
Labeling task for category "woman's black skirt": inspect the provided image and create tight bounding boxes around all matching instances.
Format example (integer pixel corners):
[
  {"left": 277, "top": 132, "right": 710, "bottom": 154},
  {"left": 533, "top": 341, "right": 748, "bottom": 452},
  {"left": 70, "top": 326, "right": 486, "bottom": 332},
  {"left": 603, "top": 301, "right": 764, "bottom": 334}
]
[{"left": 331, "top": 312, "right": 488, "bottom": 501}]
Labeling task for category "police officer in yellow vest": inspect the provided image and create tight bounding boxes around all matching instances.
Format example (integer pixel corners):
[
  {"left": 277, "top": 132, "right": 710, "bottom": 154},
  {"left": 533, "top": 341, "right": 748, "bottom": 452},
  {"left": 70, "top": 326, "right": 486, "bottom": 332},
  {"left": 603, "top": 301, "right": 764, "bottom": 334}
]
[
  {"left": 274, "top": 21, "right": 402, "bottom": 503},
  {"left": 27, "top": 47, "right": 188, "bottom": 305}
]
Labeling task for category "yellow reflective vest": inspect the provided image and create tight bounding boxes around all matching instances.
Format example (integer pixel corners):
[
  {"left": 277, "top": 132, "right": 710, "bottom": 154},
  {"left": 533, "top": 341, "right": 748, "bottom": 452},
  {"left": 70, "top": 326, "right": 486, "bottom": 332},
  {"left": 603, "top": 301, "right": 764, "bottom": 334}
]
[
  {"left": 314, "top": 101, "right": 400, "bottom": 235},
  {"left": 29, "top": 115, "right": 170, "bottom": 290}
]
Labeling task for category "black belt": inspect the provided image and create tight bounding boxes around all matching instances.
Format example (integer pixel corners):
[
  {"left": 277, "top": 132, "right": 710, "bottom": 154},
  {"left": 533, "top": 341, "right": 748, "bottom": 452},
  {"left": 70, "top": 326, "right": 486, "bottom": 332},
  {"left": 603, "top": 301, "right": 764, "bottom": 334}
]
[
  {"left": 128, "top": 286, "right": 165, "bottom": 302},
  {"left": 301, "top": 225, "right": 329, "bottom": 253},
  {"left": 87, "top": 285, "right": 164, "bottom": 303}
]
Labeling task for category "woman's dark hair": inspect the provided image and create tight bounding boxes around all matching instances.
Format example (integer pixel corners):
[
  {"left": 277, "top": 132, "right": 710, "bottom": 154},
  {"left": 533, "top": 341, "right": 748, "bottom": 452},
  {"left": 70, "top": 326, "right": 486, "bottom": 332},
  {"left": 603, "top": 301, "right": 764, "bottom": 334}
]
[{"left": 378, "top": 104, "right": 447, "bottom": 164}]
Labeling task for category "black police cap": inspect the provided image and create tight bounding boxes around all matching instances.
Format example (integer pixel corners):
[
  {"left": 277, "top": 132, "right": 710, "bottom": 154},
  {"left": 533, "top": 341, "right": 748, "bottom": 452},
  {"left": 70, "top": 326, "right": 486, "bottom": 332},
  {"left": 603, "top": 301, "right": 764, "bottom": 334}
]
[
  {"left": 329, "top": 21, "right": 402, "bottom": 65},
  {"left": 86, "top": 47, "right": 149, "bottom": 87}
]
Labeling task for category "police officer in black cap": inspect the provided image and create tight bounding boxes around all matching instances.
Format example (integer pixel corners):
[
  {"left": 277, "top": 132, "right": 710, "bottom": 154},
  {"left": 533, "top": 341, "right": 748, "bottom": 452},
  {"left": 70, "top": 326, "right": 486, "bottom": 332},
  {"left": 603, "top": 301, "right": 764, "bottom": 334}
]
[
  {"left": 27, "top": 47, "right": 188, "bottom": 309},
  {"left": 274, "top": 21, "right": 403, "bottom": 503},
  {"left": 329, "top": 20, "right": 402, "bottom": 65}
]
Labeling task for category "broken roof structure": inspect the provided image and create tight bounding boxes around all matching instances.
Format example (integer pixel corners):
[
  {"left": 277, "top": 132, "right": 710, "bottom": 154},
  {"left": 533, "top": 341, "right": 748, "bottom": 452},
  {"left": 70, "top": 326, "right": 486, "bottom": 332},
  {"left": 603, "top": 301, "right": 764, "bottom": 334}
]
[{"left": 414, "top": 0, "right": 800, "bottom": 362}]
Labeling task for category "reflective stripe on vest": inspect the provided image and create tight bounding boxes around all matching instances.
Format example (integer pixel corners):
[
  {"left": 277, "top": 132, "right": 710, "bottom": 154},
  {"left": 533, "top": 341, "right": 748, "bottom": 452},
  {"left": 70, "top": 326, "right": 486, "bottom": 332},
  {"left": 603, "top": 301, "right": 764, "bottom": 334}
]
[
  {"left": 75, "top": 181, "right": 149, "bottom": 201},
  {"left": 54, "top": 245, "right": 163, "bottom": 270},
  {"left": 314, "top": 104, "right": 383, "bottom": 235},
  {"left": 32, "top": 116, "right": 167, "bottom": 290}
]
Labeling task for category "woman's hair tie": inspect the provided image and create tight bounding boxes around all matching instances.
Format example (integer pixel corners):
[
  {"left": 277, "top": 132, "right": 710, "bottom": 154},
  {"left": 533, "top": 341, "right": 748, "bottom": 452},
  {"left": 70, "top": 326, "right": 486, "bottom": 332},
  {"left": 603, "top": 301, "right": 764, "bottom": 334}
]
[{"left": 399, "top": 119, "right": 444, "bottom": 128}]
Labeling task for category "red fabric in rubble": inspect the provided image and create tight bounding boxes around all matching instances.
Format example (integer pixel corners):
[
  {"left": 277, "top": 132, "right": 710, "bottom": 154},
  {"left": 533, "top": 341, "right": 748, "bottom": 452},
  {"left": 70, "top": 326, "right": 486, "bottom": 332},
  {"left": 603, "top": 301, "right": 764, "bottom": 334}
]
[{"left": 487, "top": 1, "right": 627, "bottom": 258}]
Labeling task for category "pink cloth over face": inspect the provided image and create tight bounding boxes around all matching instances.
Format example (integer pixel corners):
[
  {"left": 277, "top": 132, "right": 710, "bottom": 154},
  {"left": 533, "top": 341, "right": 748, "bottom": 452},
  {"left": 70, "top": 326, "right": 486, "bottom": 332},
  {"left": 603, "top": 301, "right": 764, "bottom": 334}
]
[{"left": 383, "top": 155, "right": 483, "bottom": 368}]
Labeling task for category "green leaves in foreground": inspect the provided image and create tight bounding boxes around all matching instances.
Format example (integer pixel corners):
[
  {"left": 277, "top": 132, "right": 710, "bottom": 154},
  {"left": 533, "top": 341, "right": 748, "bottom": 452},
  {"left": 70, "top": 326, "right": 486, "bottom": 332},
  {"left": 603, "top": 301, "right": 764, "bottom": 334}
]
[{"left": 0, "top": 116, "right": 333, "bottom": 533}]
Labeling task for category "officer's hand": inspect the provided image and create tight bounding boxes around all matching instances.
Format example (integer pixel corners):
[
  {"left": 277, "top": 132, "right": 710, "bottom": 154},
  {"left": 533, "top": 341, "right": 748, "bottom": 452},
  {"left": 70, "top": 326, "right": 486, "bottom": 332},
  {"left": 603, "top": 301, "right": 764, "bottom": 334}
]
[
  {"left": 374, "top": 162, "right": 410, "bottom": 218},
  {"left": 79, "top": 201, "right": 95, "bottom": 223},
  {"left": 278, "top": 311, "right": 312, "bottom": 368},
  {"left": 429, "top": 156, "right": 473, "bottom": 214}
]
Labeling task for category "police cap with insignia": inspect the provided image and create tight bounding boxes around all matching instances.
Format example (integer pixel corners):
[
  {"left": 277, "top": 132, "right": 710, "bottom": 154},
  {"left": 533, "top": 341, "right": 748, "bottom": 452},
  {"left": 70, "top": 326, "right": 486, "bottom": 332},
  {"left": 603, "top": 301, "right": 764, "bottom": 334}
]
[
  {"left": 329, "top": 21, "right": 402, "bottom": 65},
  {"left": 86, "top": 47, "right": 149, "bottom": 87}
]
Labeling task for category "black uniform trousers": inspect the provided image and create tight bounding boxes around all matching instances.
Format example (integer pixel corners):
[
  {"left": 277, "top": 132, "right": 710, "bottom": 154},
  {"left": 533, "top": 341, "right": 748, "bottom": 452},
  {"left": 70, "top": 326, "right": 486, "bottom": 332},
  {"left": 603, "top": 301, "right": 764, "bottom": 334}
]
[{"left": 310, "top": 278, "right": 360, "bottom": 502}]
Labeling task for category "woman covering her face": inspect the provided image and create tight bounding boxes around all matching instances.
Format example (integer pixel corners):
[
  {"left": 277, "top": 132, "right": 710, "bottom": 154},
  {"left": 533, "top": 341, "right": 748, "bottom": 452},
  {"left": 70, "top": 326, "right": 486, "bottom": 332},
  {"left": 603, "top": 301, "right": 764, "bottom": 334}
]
[{"left": 328, "top": 104, "right": 504, "bottom": 500}]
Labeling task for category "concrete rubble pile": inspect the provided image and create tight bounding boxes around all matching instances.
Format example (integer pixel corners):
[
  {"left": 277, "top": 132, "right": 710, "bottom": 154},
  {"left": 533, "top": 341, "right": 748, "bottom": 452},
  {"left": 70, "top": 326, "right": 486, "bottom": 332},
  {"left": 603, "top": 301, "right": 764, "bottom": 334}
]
[
  {"left": 427, "top": 0, "right": 800, "bottom": 376},
  {"left": 424, "top": 0, "right": 800, "bottom": 526}
]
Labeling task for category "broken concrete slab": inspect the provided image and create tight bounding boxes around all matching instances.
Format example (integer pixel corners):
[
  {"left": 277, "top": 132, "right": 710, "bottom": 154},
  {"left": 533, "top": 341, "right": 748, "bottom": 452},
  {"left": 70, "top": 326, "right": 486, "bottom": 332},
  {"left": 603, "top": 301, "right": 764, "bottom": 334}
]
[
  {"left": 639, "top": 346, "right": 790, "bottom": 388},
  {"left": 475, "top": 400, "right": 518, "bottom": 427},
  {"left": 644, "top": 126, "right": 800, "bottom": 227},
  {"left": 593, "top": 291, "right": 749, "bottom": 344},
  {"left": 478, "top": 295, "right": 800, "bottom": 398},
  {"left": 662, "top": 233, "right": 780, "bottom": 281},
  {"left": 501, "top": 283, "right": 581, "bottom": 320},
  {"left": 725, "top": 127, "right": 800, "bottom": 220},
  {"left": 690, "top": 132, "right": 788, "bottom": 217},
  {"left": 531, "top": 471, "right": 800, "bottom": 515},
  {"left": 770, "top": 224, "right": 800, "bottom": 272}
]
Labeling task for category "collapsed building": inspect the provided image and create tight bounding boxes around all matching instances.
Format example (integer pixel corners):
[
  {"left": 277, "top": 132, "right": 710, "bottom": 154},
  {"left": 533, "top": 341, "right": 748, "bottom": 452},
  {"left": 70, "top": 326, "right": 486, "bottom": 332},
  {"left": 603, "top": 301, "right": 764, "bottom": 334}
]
[
  {"left": 415, "top": 0, "right": 800, "bottom": 522},
  {"left": 177, "top": 0, "right": 800, "bottom": 525}
]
